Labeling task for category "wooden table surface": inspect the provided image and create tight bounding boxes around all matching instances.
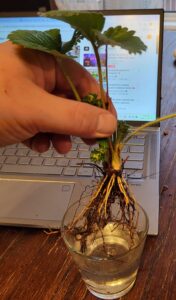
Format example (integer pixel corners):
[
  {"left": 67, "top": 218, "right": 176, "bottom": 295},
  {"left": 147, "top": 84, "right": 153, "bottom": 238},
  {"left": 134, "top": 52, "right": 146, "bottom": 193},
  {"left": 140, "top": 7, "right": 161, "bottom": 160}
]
[{"left": 0, "top": 31, "right": 176, "bottom": 300}]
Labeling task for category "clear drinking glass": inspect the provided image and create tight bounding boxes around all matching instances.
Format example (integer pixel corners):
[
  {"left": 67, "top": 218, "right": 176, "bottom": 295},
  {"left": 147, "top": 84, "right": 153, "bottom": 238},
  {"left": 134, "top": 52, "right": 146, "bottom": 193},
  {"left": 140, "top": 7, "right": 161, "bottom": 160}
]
[{"left": 61, "top": 200, "right": 149, "bottom": 299}]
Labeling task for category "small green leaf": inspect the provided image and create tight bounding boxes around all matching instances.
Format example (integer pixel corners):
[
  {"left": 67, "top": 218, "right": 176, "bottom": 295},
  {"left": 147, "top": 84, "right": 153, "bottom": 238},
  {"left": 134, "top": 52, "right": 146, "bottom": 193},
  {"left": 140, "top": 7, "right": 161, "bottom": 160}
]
[
  {"left": 8, "top": 29, "right": 61, "bottom": 52},
  {"left": 8, "top": 28, "right": 78, "bottom": 59},
  {"left": 44, "top": 10, "right": 105, "bottom": 43},
  {"left": 82, "top": 93, "right": 103, "bottom": 108},
  {"left": 95, "top": 26, "right": 147, "bottom": 54},
  {"left": 90, "top": 138, "right": 108, "bottom": 163}
]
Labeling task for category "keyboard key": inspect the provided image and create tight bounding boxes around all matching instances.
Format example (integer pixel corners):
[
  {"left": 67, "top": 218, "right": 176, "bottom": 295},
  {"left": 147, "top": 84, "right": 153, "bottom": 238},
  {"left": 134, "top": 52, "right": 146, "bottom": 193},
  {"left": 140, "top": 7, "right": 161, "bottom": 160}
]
[
  {"left": 28, "top": 150, "right": 39, "bottom": 157},
  {"left": 4, "top": 149, "right": 17, "bottom": 156},
  {"left": 83, "top": 158, "right": 92, "bottom": 165},
  {"left": 56, "top": 158, "right": 69, "bottom": 167},
  {"left": 5, "top": 144, "right": 17, "bottom": 149},
  {"left": 0, "top": 156, "right": 6, "bottom": 164},
  {"left": 78, "top": 144, "right": 90, "bottom": 151},
  {"left": 69, "top": 159, "right": 82, "bottom": 167},
  {"left": 63, "top": 167, "right": 76, "bottom": 176},
  {"left": 17, "top": 143, "right": 28, "bottom": 149},
  {"left": 124, "top": 161, "right": 143, "bottom": 170},
  {"left": 121, "top": 153, "right": 144, "bottom": 161},
  {"left": 18, "top": 157, "right": 31, "bottom": 165},
  {"left": 79, "top": 151, "right": 90, "bottom": 159},
  {"left": 73, "top": 137, "right": 83, "bottom": 143},
  {"left": 31, "top": 157, "right": 44, "bottom": 166},
  {"left": 53, "top": 151, "right": 64, "bottom": 158},
  {"left": 5, "top": 156, "right": 18, "bottom": 164},
  {"left": 0, "top": 148, "right": 5, "bottom": 155},
  {"left": 127, "top": 172, "right": 143, "bottom": 179},
  {"left": 1, "top": 164, "right": 63, "bottom": 175},
  {"left": 71, "top": 144, "right": 78, "bottom": 151},
  {"left": 136, "top": 134, "right": 146, "bottom": 139},
  {"left": 66, "top": 151, "right": 78, "bottom": 159},
  {"left": 40, "top": 150, "right": 54, "bottom": 158},
  {"left": 43, "top": 158, "right": 56, "bottom": 166},
  {"left": 130, "top": 145, "right": 145, "bottom": 153},
  {"left": 16, "top": 149, "right": 29, "bottom": 156},
  {"left": 77, "top": 167, "right": 93, "bottom": 177}
]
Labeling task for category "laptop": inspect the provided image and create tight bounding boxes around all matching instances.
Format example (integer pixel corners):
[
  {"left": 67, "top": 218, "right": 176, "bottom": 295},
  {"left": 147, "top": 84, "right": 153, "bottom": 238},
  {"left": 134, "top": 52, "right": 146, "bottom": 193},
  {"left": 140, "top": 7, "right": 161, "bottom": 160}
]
[{"left": 0, "top": 9, "right": 164, "bottom": 234}]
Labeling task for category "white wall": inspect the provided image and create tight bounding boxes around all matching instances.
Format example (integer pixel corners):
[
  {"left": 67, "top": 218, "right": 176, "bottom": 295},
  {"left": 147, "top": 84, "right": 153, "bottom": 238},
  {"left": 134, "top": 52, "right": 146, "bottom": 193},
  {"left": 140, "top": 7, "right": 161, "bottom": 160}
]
[
  {"left": 104, "top": 0, "right": 164, "bottom": 9},
  {"left": 55, "top": 0, "right": 104, "bottom": 10},
  {"left": 55, "top": 0, "right": 164, "bottom": 10}
]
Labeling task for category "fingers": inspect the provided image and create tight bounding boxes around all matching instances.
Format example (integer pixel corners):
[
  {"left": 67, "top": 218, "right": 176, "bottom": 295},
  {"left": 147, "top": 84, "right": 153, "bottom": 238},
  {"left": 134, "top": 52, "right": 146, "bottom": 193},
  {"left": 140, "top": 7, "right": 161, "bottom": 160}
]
[
  {"left": 24, "top": 133, "right": 72, "bottom": 154},
  {"left": 54, "top": 59, "right": 117, "bottom": 119},
  {"left": 26, "top": 81, "right": 117, "bottom": 140},
  {"left": 0, "top": 43, "right": 117, "bottom": 150},
  {"left": 23, "top": 133, "right": 51, "bottom": 152},
  {"left": 82, "top": 138, "right": 97, "bottom": 145},
  {"left": 51, "top": 134, "right": 72, "bottom": 153}
]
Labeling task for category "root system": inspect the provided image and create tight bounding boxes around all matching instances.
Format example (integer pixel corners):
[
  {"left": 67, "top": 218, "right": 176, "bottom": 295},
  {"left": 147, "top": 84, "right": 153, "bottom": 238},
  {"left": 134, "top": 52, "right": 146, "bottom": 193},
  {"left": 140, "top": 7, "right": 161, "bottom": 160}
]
[{"left": 67, "top": 167, "right": 138, "bottom": 253}]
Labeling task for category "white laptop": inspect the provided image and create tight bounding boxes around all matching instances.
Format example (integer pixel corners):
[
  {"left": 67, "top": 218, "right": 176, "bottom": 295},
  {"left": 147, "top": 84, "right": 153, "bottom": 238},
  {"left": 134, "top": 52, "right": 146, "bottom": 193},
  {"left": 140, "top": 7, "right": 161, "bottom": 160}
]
[{"left": 0, "top": 9, "right": 164, "bottom": 234}]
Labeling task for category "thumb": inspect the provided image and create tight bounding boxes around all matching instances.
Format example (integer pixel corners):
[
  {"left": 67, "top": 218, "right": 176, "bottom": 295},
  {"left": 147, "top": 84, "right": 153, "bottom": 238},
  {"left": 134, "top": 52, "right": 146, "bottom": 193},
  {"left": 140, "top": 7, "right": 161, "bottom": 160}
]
[{"left": 29, "top": 83, "right": 117, "bottom": 139}]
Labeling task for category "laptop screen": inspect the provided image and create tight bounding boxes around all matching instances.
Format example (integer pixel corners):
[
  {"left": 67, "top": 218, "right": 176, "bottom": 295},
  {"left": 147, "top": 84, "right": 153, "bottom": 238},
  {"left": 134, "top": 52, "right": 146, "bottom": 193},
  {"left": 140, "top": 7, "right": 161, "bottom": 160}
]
[{"left": 0, "top": 10, "right": 163, "bottom": 123}]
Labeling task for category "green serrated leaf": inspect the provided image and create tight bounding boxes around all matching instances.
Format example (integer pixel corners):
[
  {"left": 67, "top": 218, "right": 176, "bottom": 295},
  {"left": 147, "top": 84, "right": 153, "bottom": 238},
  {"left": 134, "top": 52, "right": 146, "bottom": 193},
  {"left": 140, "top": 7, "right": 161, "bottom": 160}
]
[
  {"left": 94, "top": 26, "right": 147, "bottom": 54},
  {"left": 45, "top": 28, "right": 62, "bottom": 46},
  {"left": 8, "top": 29, "right": 61, "bottom": 51},
  {"left": 44, "top": 10, "right": 105, "bottom": 43},
  {"left": 8, "top": 29, "right": 76, "bottom": 59}
]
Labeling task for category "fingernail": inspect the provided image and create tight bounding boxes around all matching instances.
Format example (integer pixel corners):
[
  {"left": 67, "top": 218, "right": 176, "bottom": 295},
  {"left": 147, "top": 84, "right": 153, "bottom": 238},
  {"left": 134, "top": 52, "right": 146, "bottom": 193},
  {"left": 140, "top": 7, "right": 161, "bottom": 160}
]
[
  {"left": 31, "top": 141, "right": 49, "bottom": 153},
  {"left": 96, "top": 113, "right": 117, "bottom": 137}
]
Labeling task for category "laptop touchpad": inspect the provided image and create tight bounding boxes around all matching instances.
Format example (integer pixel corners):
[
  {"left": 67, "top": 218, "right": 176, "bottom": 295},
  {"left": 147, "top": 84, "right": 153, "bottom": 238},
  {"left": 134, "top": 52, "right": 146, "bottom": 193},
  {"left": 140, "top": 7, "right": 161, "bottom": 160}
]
[{"left": 0, "top": 179, "right": 74, "bottom": 226}]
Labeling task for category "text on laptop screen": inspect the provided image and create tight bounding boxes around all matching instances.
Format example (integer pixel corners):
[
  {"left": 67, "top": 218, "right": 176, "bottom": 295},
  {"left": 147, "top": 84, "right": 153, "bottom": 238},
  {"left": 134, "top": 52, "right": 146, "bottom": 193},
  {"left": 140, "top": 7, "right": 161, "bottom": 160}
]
[{"left": 0, "top": 13, "right": 161, "bottom": 122}]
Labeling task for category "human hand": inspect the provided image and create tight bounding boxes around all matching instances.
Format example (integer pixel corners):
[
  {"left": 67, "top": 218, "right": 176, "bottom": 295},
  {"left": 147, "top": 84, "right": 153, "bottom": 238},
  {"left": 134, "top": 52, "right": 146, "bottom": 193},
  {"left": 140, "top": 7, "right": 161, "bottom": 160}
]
[{"left": 0, "top": 41, "right": 117, "bottom": 153}]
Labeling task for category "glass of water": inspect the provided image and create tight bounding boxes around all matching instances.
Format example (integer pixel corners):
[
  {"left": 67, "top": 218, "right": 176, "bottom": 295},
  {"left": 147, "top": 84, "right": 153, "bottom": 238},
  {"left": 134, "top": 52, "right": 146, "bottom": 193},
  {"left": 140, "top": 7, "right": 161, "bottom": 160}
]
[{"left": 61, "top": 200, "right": 149, "bottom": 299}]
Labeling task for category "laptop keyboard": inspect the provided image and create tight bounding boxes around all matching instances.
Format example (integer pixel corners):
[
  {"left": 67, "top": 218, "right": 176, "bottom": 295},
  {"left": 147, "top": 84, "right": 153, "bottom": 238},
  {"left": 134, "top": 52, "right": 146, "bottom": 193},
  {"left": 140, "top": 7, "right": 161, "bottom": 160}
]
[{"left": 0, "top": 135, "right": 146, "bottom": 179}]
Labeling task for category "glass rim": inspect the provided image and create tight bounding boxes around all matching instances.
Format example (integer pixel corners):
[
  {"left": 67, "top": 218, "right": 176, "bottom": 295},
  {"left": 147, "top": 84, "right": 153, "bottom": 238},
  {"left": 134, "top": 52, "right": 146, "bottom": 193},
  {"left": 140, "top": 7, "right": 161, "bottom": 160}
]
[{"left": 61, "top": 200, "right": 149, "bottom": 261}]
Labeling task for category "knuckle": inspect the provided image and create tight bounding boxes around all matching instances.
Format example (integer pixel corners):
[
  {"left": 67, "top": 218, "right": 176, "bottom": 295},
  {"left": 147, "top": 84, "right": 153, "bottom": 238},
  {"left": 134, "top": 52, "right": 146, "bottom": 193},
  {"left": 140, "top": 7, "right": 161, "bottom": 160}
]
[{"left": 73, "top": 102, "right": 98, "bottom": 137}]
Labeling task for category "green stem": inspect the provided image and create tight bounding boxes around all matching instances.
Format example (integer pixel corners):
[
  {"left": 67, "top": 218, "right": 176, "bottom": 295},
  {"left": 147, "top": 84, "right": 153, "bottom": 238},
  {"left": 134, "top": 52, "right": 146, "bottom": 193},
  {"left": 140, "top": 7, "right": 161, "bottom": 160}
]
[
  {"left": 124, "top": 113, "right": 176, "bottom": 144},
  {"left": 105, "top": 45, "right": 109, "bottom": 104},
  {"left": 93, "top": 45, "right": 106, "bottom": 110},
  {"left": 56, "top": 58, "right": 81, "bottom": 102}
]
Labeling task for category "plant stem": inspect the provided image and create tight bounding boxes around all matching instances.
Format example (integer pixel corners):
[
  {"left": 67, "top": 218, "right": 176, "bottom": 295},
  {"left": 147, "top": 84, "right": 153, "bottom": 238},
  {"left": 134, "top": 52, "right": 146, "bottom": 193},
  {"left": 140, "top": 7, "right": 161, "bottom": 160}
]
[
  {"left": 93, "top": 45, "right": 106, "bottom": 110},
  {"left": 56, "top": 58, "right": 81, "bottom": 102},
  {"left": 105, "top": 45, "right": 114, "bottom": 152},
  {"left": 124, "top": 113, "right": 176, "bottom": 144},
  {"left": 105, "top": 45, "right": 109, "bottom": 104}
]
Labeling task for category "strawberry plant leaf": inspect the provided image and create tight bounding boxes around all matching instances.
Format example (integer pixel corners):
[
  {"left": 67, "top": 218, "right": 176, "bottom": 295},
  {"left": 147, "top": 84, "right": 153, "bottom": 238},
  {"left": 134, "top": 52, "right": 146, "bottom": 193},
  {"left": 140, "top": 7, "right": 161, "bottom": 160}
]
[
  {"left": 8, "top": 29, "right": 61, "bottom": 52},
  {"left": 95, "top": 26, "right": 147, "bottom": 54},
  {"left": 8, "top": 28, "right": 80, "bottom": 59},
  {"left": 44, "top": 10, "right": 105, "bottom": 44}
]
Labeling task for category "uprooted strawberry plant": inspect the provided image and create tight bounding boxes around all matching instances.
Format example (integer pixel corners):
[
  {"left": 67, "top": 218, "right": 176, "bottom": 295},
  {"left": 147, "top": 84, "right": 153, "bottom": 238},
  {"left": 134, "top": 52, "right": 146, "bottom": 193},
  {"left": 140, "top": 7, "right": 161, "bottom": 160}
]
[{"left": 8, "top": 11, "right": 176, "bottom": 253}]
